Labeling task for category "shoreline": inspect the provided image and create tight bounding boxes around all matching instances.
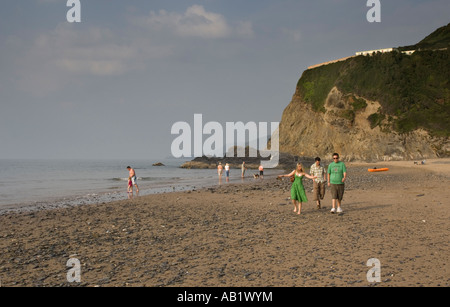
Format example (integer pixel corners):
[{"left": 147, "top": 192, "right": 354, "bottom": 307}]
[
  {"left": 0, "top": 168, "right": 284, "bottom": 216},
  {"left": 0, "top": 159, "right": 448, "bottom": 287}
]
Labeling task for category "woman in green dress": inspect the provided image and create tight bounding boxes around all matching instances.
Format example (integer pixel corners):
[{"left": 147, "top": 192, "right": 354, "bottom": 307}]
[{"left": 278, "top": 163, "right": 317, "bottom": 215}]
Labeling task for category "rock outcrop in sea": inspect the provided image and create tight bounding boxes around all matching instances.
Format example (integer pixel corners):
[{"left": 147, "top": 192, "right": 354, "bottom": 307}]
[{"left": 180, "top": 147, "right": 309, "bottom": 170}]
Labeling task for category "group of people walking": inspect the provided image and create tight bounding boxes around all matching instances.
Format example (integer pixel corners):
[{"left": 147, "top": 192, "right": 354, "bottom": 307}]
[
  {"left": 217, "top": 161, "right": 264, "bottom": 182},
  {"left": 278, "top": 153, "right": 347, "bottom": 215},
  {"left": 125, "top": 153, "right": 347, "bottom": 215}
]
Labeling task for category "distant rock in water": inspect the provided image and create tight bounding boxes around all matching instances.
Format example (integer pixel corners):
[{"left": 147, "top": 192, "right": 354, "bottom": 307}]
[{"left": 152, "top": 162, "right": 165, "bottom": 166}]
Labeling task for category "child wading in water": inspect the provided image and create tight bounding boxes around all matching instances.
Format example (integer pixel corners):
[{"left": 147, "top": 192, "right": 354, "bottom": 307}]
[
  {"left": 278, "top": 163, "right": 317, "bottom": 215},
  {"left": 127, "top": 177, "right": 133, "bottom": 194}
]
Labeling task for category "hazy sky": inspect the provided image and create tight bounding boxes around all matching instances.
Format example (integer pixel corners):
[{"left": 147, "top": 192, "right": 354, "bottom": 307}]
[{"left": 1, "top": 0, "right": 449, "bottom": 159}]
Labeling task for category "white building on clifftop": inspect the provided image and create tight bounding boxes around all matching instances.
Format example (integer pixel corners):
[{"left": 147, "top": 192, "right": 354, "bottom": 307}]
[
  {"left": 355, "top": 48, "right": 393, "bottom": 56},
  {"left": 355, "top": 48, "right": 416, "bottom": 56},
  {"left": 307, "top": 47, "right": 416, "bottom": 70}
]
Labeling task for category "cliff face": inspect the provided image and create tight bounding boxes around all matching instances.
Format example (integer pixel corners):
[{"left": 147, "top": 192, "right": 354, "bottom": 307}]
[
  {"left": 279, "top": 86, "right": 449, "bottom": 162},
  {"left": 279, "top": 24, "right": 450, "bottom": 162}
]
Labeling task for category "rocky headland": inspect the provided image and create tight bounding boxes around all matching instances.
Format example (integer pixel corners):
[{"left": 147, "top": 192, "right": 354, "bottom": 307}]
[
  {"left": 180, "top": 150, "right": 310, "bottom": 170},
  {"left": 278, "top": 23, "right": 450, "bottom": 162}
]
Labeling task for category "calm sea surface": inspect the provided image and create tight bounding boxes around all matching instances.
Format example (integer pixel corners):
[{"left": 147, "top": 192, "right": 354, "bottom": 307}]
[{"left": 0, "top": 158, "right": 280, "bottom": 213}]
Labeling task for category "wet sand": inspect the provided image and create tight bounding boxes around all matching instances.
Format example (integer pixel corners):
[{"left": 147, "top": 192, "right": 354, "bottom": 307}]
[{"left": 0, "top": 159, "right": 449, "bottom": 287}]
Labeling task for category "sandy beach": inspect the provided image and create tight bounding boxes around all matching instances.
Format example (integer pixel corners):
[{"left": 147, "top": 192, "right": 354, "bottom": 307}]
[{"left": 0, "top": 159, "right": 448, "bottom": 287}]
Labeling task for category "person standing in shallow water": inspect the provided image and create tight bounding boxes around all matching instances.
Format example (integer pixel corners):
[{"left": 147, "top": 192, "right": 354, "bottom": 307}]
[
  {"left": 278, "top": 163, "right": 317, "bottom": 215},
  {"left": 259, "top": 164, "right": 264, "bottom": 179},
  {"left": 217, "top": 162, "right": 223, "bottom": 178},
  {"left": 225, "top": 163, "right": 230, "bottom": 182},
  {"left": 241, "top": 161, "right": 247, "bottom": 178},
  {"left": 127, "top": 166, "right": 139, "bottom": 195}
]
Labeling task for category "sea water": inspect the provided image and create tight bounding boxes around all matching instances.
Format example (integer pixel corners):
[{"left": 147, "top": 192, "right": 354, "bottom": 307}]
[{"left": 0, "top": 158, "right": 280, "bottom": 214}]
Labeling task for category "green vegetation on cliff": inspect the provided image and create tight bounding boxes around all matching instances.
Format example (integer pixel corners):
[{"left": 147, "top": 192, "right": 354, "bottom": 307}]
[
  {"left": 399, "top": 23, "right": 450, "bottom": 51},
  {"left": 298, "top": 24, "right": 450, "bottom": 137}
]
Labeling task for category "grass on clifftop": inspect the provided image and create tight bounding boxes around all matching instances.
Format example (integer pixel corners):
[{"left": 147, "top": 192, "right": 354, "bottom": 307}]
[{"left": 297, "top": 49, "right": 450, "bottom": 136}]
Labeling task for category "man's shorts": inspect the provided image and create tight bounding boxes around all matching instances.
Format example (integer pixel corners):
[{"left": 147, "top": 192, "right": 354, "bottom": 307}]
[
  {"left": 313, "top": 181, "right": 326, "bottom": 201},
  {"left": 330, "top": 184, "right": 345, "bottom": 201},
  {"left": 131, "top": 175, "right": 137, "bottom": 185}
]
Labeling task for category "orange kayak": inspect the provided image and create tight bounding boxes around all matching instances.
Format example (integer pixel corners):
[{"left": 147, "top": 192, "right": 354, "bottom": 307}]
[{"left": 368, "top": 168, "right": 389, "bottom": 172}]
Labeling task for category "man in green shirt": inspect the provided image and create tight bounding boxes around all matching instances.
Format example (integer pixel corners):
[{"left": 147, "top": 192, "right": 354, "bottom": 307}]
[{"left": 327, "top": 153, "right": 347, "bottom": 214}]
